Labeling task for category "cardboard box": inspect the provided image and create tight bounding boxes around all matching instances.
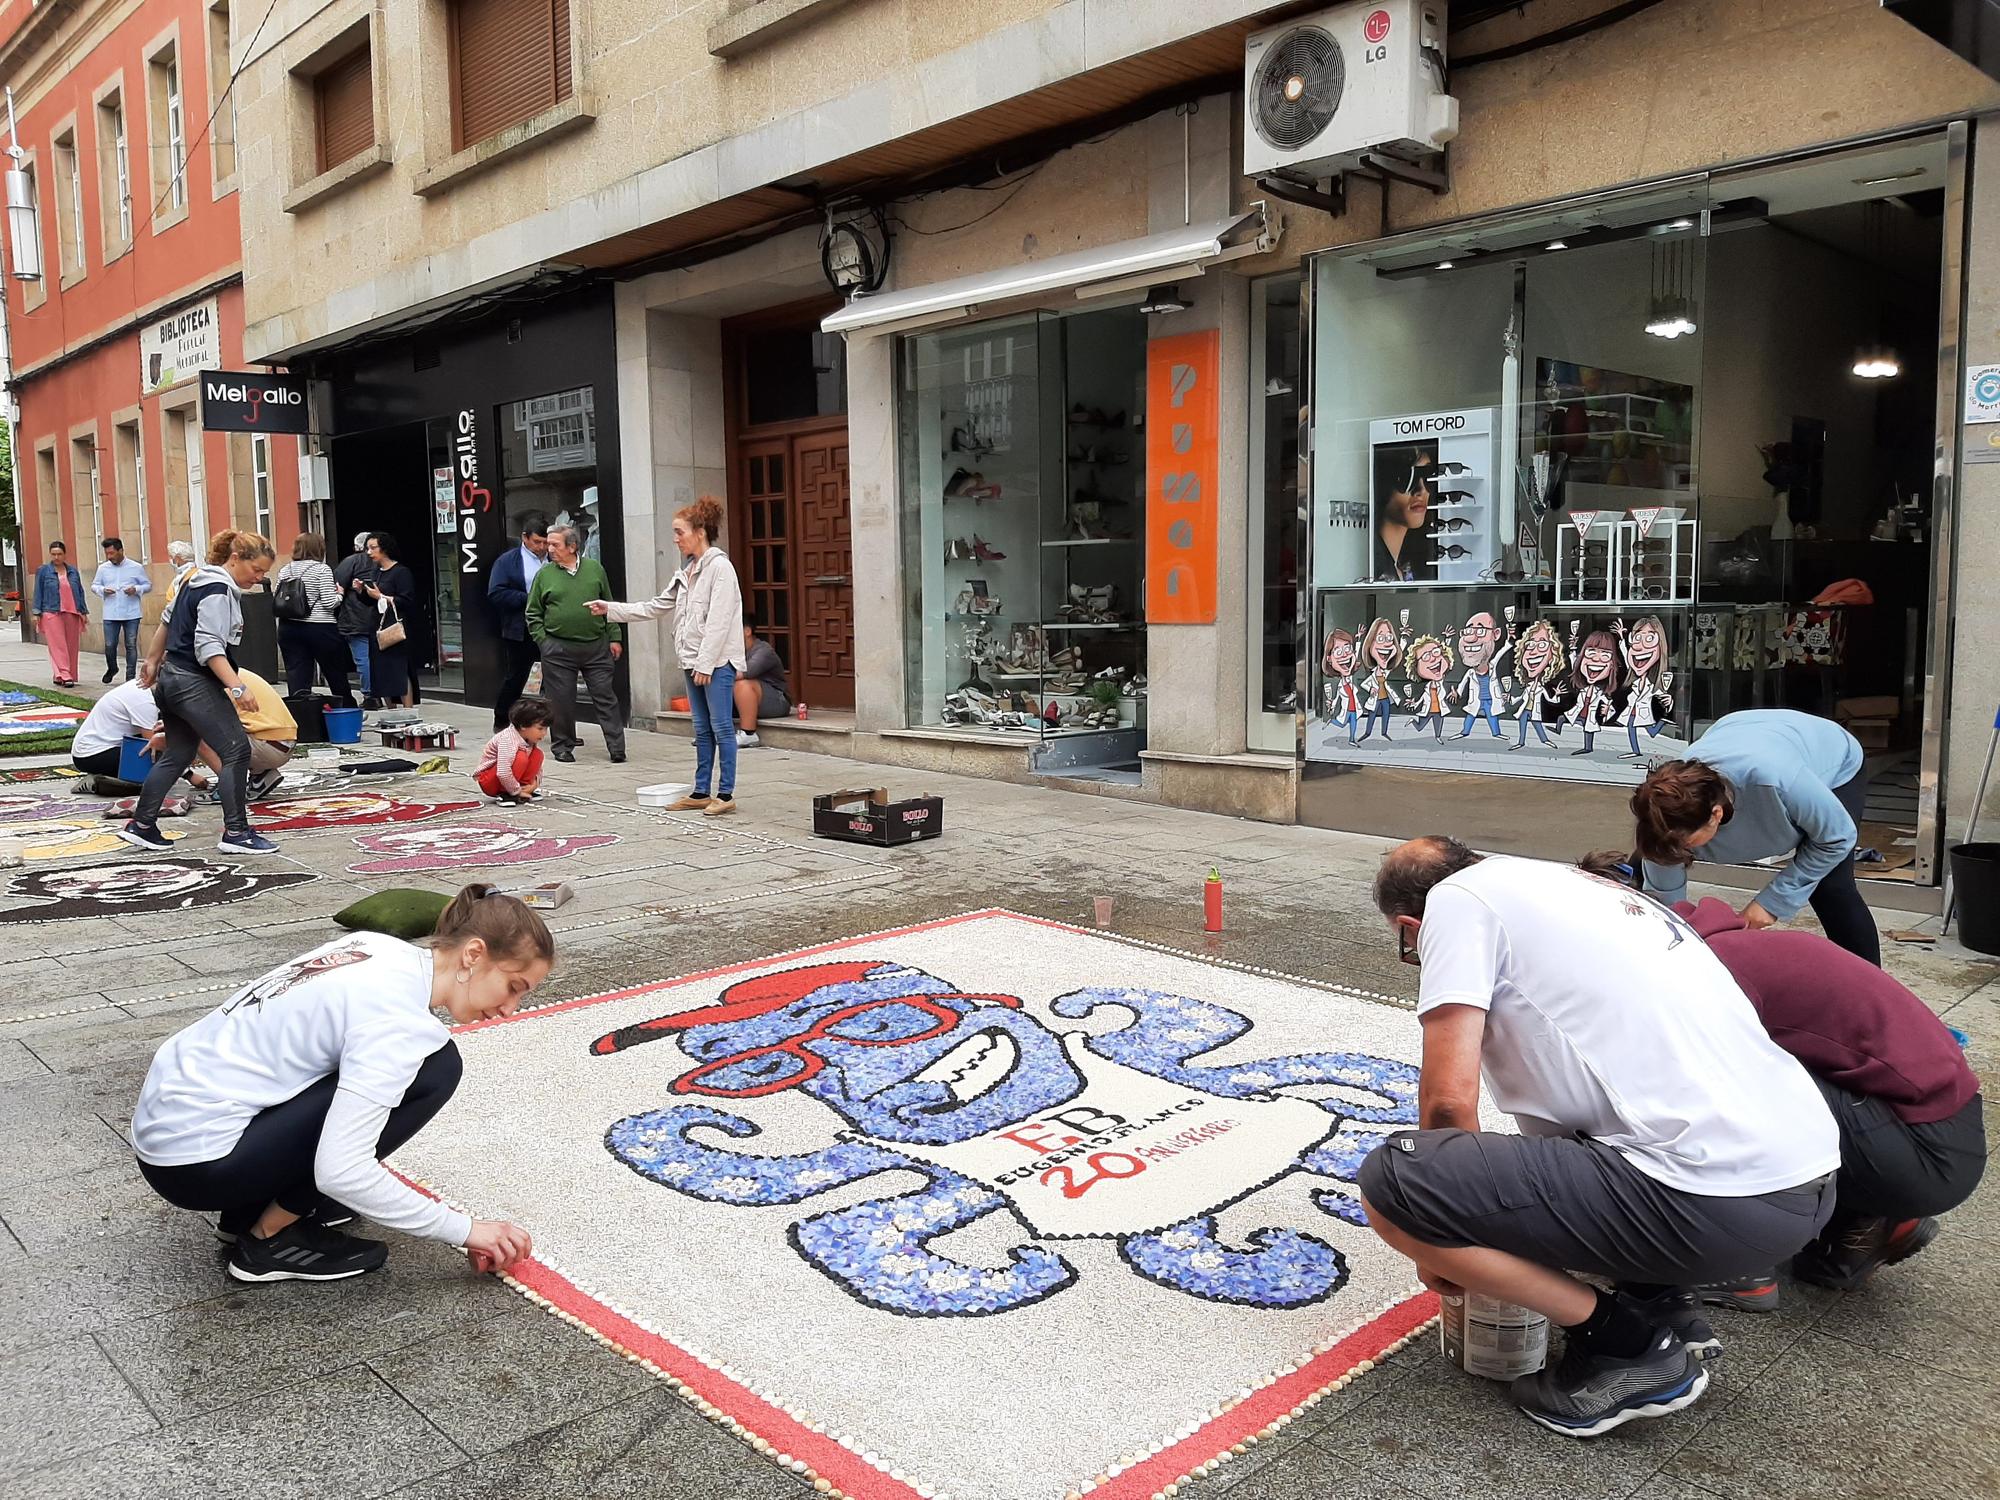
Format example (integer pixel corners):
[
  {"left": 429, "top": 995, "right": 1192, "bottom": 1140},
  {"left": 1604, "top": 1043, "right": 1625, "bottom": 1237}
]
[
  {"left": 514, "top": 880, "right": 575, "bottom": 909},
  {"left": 812, "top": 787, "right": 944, "bottom": 847}
]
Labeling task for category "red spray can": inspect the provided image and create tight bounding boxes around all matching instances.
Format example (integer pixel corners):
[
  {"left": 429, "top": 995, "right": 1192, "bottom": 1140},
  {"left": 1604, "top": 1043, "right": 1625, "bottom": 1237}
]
[{"left": 1204, "top": 867, "right": 1223, "bottom": 932}]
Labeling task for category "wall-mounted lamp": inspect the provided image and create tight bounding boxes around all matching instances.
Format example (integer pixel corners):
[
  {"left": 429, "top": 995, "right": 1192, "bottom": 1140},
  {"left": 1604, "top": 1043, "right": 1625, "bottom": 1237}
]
[
  {"left": 4, "top": 87, "right": 38, "bottom": 283},
  {"left": 1139, "top": 284, "right": 1189, "bottom": 314}
]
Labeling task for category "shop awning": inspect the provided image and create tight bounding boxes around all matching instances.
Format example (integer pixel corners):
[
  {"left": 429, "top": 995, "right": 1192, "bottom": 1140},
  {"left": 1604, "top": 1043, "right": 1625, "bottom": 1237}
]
[{"left": 821, "top": 206, "right": 1273, "bottom": 338}]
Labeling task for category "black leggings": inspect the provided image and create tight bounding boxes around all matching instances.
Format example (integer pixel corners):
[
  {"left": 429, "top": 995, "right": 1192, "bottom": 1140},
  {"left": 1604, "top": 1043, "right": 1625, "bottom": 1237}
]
[
  {"left": 137, "top": 1042, "right": 462, "bottom": 1227},
  {"left": 278, "top": 619, "right": 355, "bottom": 707},
  {"left": 1808, "top": 771, "right": 1880, "bottom": 967}
]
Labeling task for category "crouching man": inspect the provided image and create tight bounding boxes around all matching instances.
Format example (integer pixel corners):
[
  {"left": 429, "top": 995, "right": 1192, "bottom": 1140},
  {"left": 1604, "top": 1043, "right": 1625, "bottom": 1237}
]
[{"left": 1357, "top": 837, "right": 1841, "bottom": 1437}]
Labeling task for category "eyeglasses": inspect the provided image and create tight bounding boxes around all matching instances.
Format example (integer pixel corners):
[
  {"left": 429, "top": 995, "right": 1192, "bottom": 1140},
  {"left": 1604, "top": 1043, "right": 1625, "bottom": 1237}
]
[
  {"left": 1397, "top": 923, "right": 1421, "bottom": 966},
  {"left": 670, "top": 992, "right": 1023, "bottom": 1099},
  {"left": 1430, "top": 515, "right": 1474, "bottom": 533},
  {"left": 1430, "top": 461, "right": 1472, "bottom": 476}
]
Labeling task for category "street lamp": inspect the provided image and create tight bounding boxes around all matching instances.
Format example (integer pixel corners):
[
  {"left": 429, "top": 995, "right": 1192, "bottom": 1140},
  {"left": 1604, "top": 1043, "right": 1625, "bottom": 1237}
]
[{"left": 5, "top": 87, "right": 41, "bottom": 283}]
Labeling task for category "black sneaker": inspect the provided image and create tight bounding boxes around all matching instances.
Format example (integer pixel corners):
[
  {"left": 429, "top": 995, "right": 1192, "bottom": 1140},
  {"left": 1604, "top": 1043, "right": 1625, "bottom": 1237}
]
[
  {"left": 1619, "top": 1286, "right": 1722, "bottom": 1360},
  {"left": 102, "top": 665, "right": 118, "bottom": 684},
  {"left": 1511, "top": 1325, "right": 1708, "bottom": 1438},
  {"left": 214, "top": 1200, "right": 356, "bottom": 1245},
  {"left": 116, "top": 820, "right": 173, "bottom": 852},
  {"left": 1698, "top": 1271, "right": 1782, "bottom": 1314},
  {"left": 552, "top": 747, "right": 576, "bottom": 763},
  {"left": 227, "top": 1220, "right": 387, "bottom": 1282},
  {"left": 247, "top": 767, "right": 288, "bottom": 801},
  {"left": 1793, "top": 1215, "right": 1939, "bottom": 1289}
]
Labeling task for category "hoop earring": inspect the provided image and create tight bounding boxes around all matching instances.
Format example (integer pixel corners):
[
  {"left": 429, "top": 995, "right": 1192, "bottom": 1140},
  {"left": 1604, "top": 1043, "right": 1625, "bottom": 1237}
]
[{"left": 457, "top": 967, "right": 472, "bottom": 986}]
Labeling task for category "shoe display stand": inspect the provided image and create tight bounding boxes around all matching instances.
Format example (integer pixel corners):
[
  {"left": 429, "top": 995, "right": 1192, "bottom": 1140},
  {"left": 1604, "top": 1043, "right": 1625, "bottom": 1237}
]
[{"left": 910, "top": 307, "right": 1151, "bottom": 768}]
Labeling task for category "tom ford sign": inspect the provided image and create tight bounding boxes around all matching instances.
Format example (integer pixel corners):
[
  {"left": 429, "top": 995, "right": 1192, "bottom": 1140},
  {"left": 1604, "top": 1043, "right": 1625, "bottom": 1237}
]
[{"left": 197, "top": 370, "right": 312, "bottom": 434}]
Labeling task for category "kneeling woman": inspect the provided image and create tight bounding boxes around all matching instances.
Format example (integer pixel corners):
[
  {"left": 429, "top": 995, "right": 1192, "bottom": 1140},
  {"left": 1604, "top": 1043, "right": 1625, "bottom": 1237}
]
[{"left": 130, "top": 884, "right": 547, "bottom": 1282}]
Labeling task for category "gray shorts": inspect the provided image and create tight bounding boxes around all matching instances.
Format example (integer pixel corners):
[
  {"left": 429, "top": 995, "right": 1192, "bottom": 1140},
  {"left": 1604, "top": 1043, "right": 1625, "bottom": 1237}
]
[
  {"left": 753, "top": 680, "right": 789, "bottom": 720},
  {"left": 1358, "top": 1129, "right": 1835, "bottom": 1285}
]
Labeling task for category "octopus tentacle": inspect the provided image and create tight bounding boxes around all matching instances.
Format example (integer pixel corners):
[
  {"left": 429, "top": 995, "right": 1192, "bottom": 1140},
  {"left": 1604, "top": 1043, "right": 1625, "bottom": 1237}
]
[
  {"left": 1120, "top": 1216, "right": 1349, "bottom": 1308},
  {"left": 1051, "top": 987, "right": 1252, "bottom": 1078},
  {"left": 604, "top": 1106, "right": 903, "bottom": 1205},
  {"left": 791, "top": 1170, "right": 1078, "bottom": 1317}
]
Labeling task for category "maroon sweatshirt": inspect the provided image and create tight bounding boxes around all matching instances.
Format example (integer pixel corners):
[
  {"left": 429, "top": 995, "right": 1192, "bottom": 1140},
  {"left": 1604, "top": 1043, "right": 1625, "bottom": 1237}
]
[{"left": 1681, "top": 898, "right": 1980, "bottom": 1124}]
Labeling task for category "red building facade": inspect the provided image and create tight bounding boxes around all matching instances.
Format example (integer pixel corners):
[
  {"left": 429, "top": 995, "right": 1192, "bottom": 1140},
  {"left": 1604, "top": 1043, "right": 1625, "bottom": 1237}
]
[{"left": 1, "top": 0, "right": 299, "bottom": 650}]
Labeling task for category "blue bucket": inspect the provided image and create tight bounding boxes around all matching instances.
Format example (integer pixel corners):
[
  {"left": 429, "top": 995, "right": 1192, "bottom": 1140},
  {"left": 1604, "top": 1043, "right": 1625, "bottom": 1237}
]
[
  {"left": 118, "top": 735, "right": 155, "bottom": 784},
  {"left": 323, "top": 706, "right": 363, "bottom": 744}
]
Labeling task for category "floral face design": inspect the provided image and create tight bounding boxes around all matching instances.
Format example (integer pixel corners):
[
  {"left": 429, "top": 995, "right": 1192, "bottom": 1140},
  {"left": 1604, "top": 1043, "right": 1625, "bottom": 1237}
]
[
  {"left": 347, "top": 821, "right": 619, "bottom": 875},
  {"left": 0, "top": 857, "right": 316, "bottom": 924},
  {"left": 253, "top": 794, "right": 483, "bottom": 833}
]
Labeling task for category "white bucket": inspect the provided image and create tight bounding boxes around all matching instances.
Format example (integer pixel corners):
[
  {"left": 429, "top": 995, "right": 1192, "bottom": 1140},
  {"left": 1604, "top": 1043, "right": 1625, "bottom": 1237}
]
[
  {"left": 1439, "top": 1293, "right": 1549, "bottom": 1380},
  {"left": 637, "top": 782, "right": 691, "bottom": 807}
]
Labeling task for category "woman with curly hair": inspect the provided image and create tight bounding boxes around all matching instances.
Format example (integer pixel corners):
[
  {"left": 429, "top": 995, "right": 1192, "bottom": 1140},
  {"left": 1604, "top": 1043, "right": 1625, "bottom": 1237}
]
[{"left": 1509, "top": 618, "right": 1567, "bottom": 750}]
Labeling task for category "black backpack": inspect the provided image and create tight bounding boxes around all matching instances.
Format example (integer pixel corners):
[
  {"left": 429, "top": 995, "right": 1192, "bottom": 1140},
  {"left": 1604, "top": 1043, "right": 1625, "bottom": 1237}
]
[{"left": 273, "top": 572, "right": 313, "bottom": 620}]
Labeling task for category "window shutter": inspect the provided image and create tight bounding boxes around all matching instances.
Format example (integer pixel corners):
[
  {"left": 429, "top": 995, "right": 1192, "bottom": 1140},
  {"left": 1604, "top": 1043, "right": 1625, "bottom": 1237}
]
[
  {"left": 315, "top": 45, "right": 375, "bottom": 173},
  {"left": 451, "top": 0, "right": 572, "bottom": 150}
]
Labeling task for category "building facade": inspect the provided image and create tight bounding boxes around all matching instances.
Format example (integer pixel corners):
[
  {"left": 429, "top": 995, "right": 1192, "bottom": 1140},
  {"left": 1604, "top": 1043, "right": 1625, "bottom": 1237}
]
[
  {"left": 1, "top": 0, "right": 302, "bottom": 663},
  {"left": 231, "top": 0, "right": 2000, "bottom": 907}
]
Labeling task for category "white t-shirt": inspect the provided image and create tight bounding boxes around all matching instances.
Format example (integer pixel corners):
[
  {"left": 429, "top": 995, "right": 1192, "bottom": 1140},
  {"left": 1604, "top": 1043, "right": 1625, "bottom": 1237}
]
[
  {"left": 1415, "top": 856, "right": 1839, "bottom": 1196},
  {"left": 132, "top": 933, "right": 470, "bottom": 1244},
  {"left": 73, "top": 678, "right": 162, "bottom": 759}
]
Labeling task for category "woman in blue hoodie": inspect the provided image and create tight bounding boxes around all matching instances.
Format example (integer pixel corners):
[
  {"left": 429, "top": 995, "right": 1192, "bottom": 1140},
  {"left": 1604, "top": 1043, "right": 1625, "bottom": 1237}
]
[{"left": 1631, "top": 709, "right": 1875, "bottom": 964}]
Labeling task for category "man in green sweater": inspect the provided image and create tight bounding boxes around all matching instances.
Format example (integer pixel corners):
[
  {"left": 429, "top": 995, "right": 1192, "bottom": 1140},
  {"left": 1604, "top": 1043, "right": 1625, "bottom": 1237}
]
[{"left": 525, "top": 524, "right": 626, "bottom": 763}]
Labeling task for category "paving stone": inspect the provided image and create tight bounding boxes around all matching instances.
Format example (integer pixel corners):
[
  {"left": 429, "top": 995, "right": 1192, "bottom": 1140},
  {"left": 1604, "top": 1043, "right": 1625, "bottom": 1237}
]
[
  {"left": 370, "top": 1306, "right": 656, "bottom": 1457},
  {"left": 0, "top": 1364, "right": 461, "bottom": 1500},
  {"left": 97, "top": 1239, "right": 519, "bottom": 1422},
  {"left": 0, "top": 1158, "right": 187, "bottom": 1253},
  {"left": 0, "top": 1039, "right": 51, "bottom": 1083},
  {"left": 1664, "top": 1332, "right": 2000, "bottom": 1500},
  {"left": 382, "top": 1388, "right": 808, "bottom": 1500},
  {"left": 0, "top": 1337, "right": 159, "bottom": 1478},
  {"left": 0, "top": 1077, "right": 132, "bottom": 1191}
]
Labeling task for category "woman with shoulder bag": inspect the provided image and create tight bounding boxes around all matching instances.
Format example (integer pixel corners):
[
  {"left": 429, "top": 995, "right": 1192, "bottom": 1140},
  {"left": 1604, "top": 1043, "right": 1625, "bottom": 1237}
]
[
  {"left": 363, "top": 532, "right": 418, "bottom": 708},
  {"left": 273, "top": 533, "right": 354, "bottom": 707},
  {"left": 130, "top": 883, "right": 547, "bottom": 1283}
]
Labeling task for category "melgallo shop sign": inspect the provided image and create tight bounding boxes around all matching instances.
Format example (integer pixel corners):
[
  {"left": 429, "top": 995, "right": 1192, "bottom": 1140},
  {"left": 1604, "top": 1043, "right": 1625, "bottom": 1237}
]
[
  {"left": 197, "top": 370, "right": 312, "bottom": 434},
  {"left": 453, "top": 407, "right": 493, "bottom": 576}
]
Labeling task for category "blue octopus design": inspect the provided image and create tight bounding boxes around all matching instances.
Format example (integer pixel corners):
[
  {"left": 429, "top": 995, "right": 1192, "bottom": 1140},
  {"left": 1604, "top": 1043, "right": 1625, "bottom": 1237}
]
[{"left": 596, "top": 960, "right": 1416, "bottom": 1318}]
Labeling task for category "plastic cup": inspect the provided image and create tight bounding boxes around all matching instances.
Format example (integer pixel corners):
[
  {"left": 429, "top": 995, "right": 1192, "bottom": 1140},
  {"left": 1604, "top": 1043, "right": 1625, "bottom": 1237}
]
[{"left": 1093, "top": 896, "right": 1113, "bottom": 928}]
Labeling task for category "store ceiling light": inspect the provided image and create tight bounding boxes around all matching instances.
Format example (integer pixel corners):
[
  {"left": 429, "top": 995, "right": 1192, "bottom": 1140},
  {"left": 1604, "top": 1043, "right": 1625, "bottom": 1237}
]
[
  {"left": 1664, "top": 218, "right": 1695, "bottom": 230},
  {"left": 1543, "top": 240, "right": 1568, "bottom": 251},
  {"left": 1434, "top": 260, "right": 1454, "bottom": 270},
  {"left": 1854, "top": 168, "right": 1925, "bottom": 187},
  {"left": 1139, "top": 284, "right": 1189, "bottom": 314},
  {"left": 1852, "top": 346, "right": 1902, "bottom": 379}
]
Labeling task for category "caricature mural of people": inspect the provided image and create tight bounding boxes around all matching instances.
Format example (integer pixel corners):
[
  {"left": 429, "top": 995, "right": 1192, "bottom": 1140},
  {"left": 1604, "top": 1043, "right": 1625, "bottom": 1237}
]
[
  {"left": 1322, "top": 628, "right": 1363, "bottom": 744},
  {"left": 1404, "top": 633, "right": 1456, "bottom": 741},
  {"left": 1565, "top": 628, "right": 1623, "bottom": 756},
  {"left": 1371, "top": 447, "right": 1438, "bottom": 583},
  {"left": 1356, "top": 617, "right": 1406, "bottom": 743},
  {"left": 1452, "top": 611, "right": 1512, "bottom": 739},
  {"left": 1508, "top": 618, "right": 1568, "bottom": 750},
  {"left": 1616, "top": 615, "right": 1674, "bottom": 759}
]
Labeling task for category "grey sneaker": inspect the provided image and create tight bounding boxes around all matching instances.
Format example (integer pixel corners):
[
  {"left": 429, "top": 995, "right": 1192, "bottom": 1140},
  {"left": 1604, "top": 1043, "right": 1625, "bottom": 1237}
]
[
  {"left": 736, "top": 730, "right": 761, "bottom": 748},
  {"left": 1511, "top": 1325, "right": 1708, "bottom": 1438}
]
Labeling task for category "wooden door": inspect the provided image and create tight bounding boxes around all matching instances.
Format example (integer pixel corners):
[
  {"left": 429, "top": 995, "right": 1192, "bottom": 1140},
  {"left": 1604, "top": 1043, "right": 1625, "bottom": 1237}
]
[{"left": 792, "top": 429, "right": 854, "bottom": 709}]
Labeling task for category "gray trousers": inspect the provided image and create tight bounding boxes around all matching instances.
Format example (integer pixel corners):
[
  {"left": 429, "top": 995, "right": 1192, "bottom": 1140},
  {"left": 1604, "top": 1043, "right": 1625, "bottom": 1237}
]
[{"left": 538, "top": 637, "right": 624, "bottom": 757}]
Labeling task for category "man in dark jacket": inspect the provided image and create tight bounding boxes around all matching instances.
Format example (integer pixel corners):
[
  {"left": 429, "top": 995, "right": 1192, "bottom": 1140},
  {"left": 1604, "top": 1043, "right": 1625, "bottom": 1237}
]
[
  {"left": 486, "top": 512, "right": 549, "bottom": 731},
  {"left": 330, "top": 531, "right": 378, "bottom": 703}
]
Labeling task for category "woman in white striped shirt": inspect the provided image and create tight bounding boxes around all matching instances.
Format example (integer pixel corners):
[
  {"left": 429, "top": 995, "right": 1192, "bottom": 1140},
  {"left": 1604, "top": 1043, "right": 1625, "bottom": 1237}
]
[{"left": 274, "top": 532, "right": 356, "bottom": 706}]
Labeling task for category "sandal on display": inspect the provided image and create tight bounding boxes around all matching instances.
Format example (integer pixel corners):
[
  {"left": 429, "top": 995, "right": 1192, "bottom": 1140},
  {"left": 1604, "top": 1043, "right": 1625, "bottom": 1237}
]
[{"left": 973, "top": 535, "right": 1007, "bottom": 561}]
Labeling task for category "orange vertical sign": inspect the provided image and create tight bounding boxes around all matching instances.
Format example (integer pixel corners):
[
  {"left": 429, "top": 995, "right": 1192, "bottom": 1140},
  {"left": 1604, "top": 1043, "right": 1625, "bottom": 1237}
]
[{"left": 1145, "top": 329, "right": 1221, "bottom": 623}]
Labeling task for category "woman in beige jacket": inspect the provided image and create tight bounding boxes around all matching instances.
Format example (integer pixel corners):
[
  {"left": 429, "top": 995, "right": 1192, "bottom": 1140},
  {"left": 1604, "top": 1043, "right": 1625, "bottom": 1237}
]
[{"left": 588, "top": 496, "right": 746, "bottom": 815}]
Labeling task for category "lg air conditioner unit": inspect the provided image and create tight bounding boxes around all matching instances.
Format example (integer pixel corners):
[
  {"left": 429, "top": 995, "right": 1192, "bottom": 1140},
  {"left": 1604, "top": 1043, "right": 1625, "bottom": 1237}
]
[{"left": 1243, "top": 1, "right": 1458, "bottom": 180}]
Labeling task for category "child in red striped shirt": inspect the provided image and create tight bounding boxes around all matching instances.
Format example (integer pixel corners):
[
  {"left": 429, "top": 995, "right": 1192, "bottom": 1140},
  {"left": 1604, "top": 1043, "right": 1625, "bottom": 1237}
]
[{"left": 475, "top": 700, "right": 550, "bottom": 804}]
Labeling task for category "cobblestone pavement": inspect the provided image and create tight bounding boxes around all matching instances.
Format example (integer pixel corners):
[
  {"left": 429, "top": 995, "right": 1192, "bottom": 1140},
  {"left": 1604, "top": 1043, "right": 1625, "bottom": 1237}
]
[{"left": 2, "top": 638, "right": 1995, "bottom": 1500}]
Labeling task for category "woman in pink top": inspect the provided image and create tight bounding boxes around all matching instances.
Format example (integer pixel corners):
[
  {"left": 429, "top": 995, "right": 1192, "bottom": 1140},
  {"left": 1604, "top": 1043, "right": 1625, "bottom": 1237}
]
[{"left": 32, "top": 540, "right": 89, "bottom": 687}]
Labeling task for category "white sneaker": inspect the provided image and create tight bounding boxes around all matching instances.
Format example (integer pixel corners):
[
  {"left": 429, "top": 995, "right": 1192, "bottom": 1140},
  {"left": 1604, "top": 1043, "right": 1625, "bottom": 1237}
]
[{"left": 736, "top": 731, "right": 760, "bottom": 748}]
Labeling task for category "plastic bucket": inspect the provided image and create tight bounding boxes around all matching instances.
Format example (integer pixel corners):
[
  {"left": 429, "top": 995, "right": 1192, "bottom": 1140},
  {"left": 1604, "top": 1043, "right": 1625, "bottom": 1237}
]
[
  {"left": 118, "top": 735, "right": 155, "bottom": 784},
  {"left": 1951, "top": 842, "right": 2000, "bottom": 956},
  {"left": 286, "top": 693, "right": 328, "bottom": 743},
  {"left": 323, "top": 706, "right": 363, "bottom": 744}
]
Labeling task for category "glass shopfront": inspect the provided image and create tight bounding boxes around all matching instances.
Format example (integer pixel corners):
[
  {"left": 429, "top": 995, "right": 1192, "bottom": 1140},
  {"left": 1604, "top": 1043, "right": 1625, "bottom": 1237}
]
[
  {"left": 1293, "top": 135, "right": 1949, "bottom": 874},
  {"left": 898, "top": 305, "right": 1150, "bottom": 772}
]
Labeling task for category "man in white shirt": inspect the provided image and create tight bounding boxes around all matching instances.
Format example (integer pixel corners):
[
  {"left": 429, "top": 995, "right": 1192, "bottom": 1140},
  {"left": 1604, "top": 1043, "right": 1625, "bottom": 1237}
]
[
  {"left": 70, "top": 677, "right": 164, "bottom": 789},
  {"left": 92, "top": 537, "right": 153, "bottom": 684},
  {"left": 1358, "top": 837, "right": 1839, "bottom": 1438}
]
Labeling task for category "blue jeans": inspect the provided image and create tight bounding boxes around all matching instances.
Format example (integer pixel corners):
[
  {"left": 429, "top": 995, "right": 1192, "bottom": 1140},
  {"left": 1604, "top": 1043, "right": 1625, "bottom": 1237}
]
[
  {"left": 687, "top": 665, "right": 738, "bottom": 798},
  {"left": 345, "top": 634, "right": 372, "bottom": 696},
  {"left": 103, "top": 617, "right": 141, "bottom": 678}
]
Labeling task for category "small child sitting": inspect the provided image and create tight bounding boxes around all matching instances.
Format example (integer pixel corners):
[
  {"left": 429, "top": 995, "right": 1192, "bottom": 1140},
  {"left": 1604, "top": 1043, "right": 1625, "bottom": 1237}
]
[{"left": 475, "top": 700, "right": 550, "bottom": 804}]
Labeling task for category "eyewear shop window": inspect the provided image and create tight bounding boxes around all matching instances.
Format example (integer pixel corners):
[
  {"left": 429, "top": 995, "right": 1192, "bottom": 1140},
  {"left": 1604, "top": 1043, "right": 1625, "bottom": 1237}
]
[
  {"left": 898, "top": 308, "right": 1150, "bottom": 771},
  {"left": 1302, "top": 139, "right": 1944, "bottom": 823}
]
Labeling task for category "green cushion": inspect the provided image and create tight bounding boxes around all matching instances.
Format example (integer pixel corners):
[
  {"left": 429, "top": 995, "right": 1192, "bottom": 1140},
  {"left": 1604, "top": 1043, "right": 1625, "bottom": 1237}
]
[{"left": 333, "top": 888, "right": 452, "bottom": 940}]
